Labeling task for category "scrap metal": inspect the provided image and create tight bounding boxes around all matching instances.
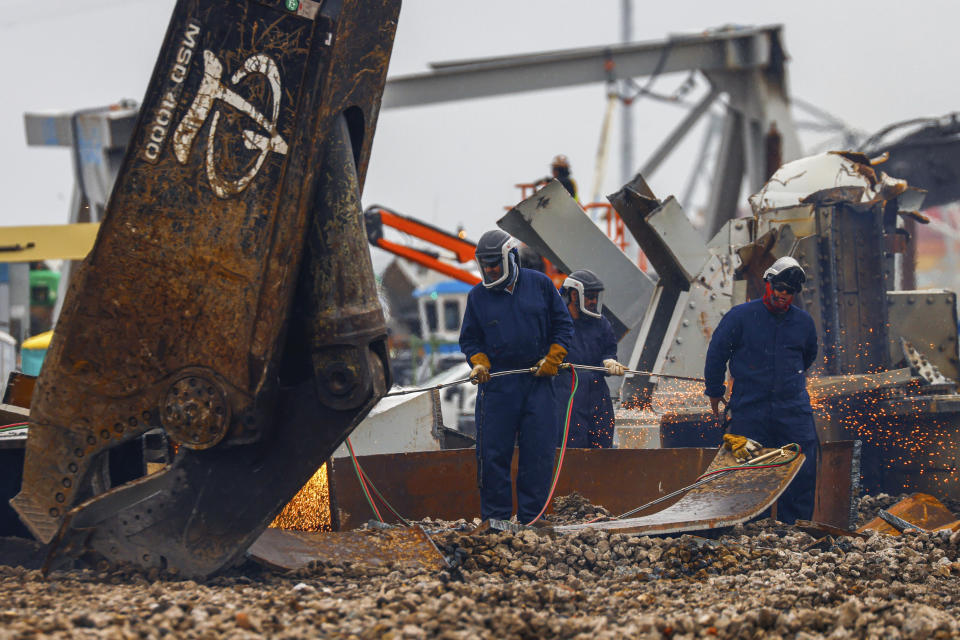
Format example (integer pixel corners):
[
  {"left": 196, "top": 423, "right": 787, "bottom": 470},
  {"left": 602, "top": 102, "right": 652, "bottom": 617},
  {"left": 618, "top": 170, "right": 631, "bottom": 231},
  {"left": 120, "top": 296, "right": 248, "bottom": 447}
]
[
  {"left": 554, "top": 447, "right": 804, "bottom": 535},
  {"left": 505, "top": 150, "right": 960, "bottom": 500},
  {"left": 887, "top": 292, "right": 959, "bottom": 381},
  {"left": 900, "top": 338, "right": 954, "bottom": 385},
  {"left": 1, "top": 372, "right": 33, "bottom": 428},
  {"left": 328, "top": 445, "right": 857, "bottom": 533},
  {"left": 786, "top": 159, "right": 960, "bottom": 494},
  {"left": 863, "top": 113, "right": 960, "bottom": 209},
  {"left": 877, "top": 509, "right": 930, "bottom": 534},
  {"left": 330, "top": 448, "right": 716, "bottom": 531},
  {"left": 812, "top": 440, "right": 863, "bottom": 531},
  {"left": 858, "top": 493, "right": 960, "bottom": 536},
  {"left": 248, "top": 526, "right": 447, "bottom": 572},
  {"left": 794, "top": 520, "right": 869, "bottom": 542}
]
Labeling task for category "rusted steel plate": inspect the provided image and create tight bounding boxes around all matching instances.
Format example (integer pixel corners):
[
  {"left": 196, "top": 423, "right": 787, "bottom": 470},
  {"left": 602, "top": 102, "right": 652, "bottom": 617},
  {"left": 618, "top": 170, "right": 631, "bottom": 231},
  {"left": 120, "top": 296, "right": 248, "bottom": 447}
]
[
  {"left": 813, "top": 440, "right": 860, "bottom": 530},
  {"left": 330, "top": 448, "right": 715, "bottom": 530},
  {"left": 794, "top": 519, "right": 869, "bottom": 540},
  {"left": 14, "top": 0, "right": 400, "bottom": 578},
  {"left": 555, "top": 447, "right": 804, "bottom": 535},
  {"left": 329, "top": 445, "right": 853, "bottom": 532},
  {"left": 248, "top": 526, "right": 447, "bottom": 572},
  {"left": 858, "top": 493, "right": 960, "bottom": 535},
  {"left": 1, "top": 372, "right": 35, "bottom": 409}
]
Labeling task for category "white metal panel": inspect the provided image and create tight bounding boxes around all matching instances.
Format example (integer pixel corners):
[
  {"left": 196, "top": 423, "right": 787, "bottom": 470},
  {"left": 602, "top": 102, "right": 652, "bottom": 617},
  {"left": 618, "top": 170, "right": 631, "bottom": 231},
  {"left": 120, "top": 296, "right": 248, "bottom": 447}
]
[
  {"left": 646, "top": 196, "right": 711, "bottom": 282},
  {"left": 333, "top": 390, "right": 442, "bottom": 458},
  {"left": 499, "top": 180, "right": 655, "bottom": 333}
]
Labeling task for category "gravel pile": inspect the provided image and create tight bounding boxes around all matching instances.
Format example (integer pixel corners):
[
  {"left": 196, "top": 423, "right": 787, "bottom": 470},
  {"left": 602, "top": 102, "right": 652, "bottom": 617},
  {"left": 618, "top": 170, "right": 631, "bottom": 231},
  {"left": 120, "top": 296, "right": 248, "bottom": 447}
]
[
  {"left": 552, "top": 491, "right": 611, "bottom": 524},
  {"left": 1, "top": 494, "right": 959, "bottom": 639}
]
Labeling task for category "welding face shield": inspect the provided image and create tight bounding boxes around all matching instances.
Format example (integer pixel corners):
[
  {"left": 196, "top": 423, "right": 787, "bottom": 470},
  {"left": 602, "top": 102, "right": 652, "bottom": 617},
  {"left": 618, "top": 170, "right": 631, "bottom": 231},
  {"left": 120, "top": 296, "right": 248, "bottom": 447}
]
[
  {"left": 562, "top": 269, "right": 604, "bottom": 319},
  {"left": 762, "top": 256, "right": 806, "bottom": 295},
  {"left": 475, "top": 230, "right": 521, "bottom": 290}
]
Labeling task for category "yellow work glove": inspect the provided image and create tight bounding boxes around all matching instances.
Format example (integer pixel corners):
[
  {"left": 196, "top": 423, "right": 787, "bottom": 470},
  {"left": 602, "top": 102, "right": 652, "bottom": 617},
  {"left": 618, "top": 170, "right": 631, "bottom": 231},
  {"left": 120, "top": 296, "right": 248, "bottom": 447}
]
[
  {"left": 469, "top": 353, "right": 491, "bottom": 384},
  {"left": 722, "top": 433, "right": 762, "bottom": 462},
  {"left": 535, "top": 344, "right": 567, "bottom": 377},
  {"left": 603, "top": 358, "right": 626, "bottom": 376}
]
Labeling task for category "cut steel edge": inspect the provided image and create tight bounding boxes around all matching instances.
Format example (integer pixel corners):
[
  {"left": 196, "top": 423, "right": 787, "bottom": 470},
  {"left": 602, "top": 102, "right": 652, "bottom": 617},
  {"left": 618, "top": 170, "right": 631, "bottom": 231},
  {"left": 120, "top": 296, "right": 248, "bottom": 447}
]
[
  {"left": 554, "top": 448, "right": 804, "bottom": 535},
  {"left": 858, "top": 493, "right": 960, "bottom": 536},
  {"left": 247, "top": 525, "right": 448, "bottom": 572}
]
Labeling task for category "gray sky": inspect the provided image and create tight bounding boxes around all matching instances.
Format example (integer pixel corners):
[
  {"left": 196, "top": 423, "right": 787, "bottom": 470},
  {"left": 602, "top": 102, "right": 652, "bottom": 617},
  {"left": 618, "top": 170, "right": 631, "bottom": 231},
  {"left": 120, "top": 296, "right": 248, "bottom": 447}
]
[{"left": 2, "top": 0, "right": 958, "bottom": 248}]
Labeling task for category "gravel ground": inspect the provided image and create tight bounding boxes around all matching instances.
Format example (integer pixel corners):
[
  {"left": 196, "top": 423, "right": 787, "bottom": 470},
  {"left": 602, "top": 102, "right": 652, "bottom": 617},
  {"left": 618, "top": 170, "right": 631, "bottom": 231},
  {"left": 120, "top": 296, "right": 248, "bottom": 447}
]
[{"left": 1, "top": 493, "right": 959, "bottom": 639}]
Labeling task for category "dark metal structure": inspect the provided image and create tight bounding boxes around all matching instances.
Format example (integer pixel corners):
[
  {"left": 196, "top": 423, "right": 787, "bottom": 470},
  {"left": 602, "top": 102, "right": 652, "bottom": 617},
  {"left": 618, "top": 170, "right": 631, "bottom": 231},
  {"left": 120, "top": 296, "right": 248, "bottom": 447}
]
[
  {"left": 12, "top": 0, "right": 402, "bottom": 578},
  {"left": 864, "top": 114, "right": 960, "bottom": 209},
  {"left": 796, "top": 197, "right": 897, "bottom": 376}
]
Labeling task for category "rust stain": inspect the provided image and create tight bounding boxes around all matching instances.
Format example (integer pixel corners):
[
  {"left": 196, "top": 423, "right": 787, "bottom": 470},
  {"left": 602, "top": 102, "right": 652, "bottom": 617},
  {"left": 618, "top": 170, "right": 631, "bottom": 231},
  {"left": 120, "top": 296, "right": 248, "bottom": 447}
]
[{"left": 699, "top": 311, "right": 713, "bottom": 341}]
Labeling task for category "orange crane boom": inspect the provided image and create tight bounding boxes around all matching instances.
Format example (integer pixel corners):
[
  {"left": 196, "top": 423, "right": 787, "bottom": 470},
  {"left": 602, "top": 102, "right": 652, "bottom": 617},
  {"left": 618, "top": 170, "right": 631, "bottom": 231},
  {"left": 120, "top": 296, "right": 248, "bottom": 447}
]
[{"left": 364, "top": 205, "right": 481, "bottom": 285}]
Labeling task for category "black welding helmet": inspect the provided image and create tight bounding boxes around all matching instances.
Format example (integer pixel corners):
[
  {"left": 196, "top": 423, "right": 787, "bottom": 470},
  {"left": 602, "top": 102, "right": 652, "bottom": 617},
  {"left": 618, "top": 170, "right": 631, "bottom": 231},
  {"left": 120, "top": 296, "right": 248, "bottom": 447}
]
[
  {"left": 475, "top": 230, "right": 521, "bottom": 290},
  {"left": 762, "top": 256, "right": 806, "bottom": 294},
  {"left": 562, "top": 269, "right": 604, "bottom": 318}
]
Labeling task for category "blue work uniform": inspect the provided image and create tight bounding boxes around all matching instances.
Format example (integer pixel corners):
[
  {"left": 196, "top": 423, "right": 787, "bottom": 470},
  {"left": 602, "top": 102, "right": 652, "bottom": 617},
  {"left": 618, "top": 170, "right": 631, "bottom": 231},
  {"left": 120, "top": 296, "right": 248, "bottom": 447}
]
[
  {"left": 459, "top": 268, "right": 574, "bottom": 523},
  {"left": 704, "top": 298, "right": 820, "bottom": 524},
  {"left": 554, "top": 314, "right": 618, "bottom": 448}
]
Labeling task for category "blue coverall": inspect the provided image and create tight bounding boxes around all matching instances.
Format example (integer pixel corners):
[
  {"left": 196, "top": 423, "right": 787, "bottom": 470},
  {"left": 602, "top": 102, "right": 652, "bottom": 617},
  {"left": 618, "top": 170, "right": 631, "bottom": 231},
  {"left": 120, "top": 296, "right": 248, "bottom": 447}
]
[
  {"left": 704, "top": 298, "right": 820, "bottom": 524},
  {"left": 459, "top": 268, "right": 575, "bottom": 523},
  {"left": 554, "top": 314, "right": 618, "bottom": 448}
]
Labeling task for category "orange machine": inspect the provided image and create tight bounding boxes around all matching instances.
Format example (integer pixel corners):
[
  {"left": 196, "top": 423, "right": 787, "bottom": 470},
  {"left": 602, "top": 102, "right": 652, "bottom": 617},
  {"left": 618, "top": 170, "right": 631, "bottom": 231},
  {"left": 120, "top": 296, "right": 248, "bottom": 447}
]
[
  {"left": 365, "top": 205, "right": 569, "bottom": 288},
  {"left": 364, "top": 205, "right": 481, "bottom": 286}
]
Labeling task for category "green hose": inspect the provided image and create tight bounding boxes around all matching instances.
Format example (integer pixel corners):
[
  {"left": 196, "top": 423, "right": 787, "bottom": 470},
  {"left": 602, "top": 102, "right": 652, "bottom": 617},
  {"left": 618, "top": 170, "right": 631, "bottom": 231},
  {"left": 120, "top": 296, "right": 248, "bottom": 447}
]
[{"left": 526, "top": 366, "right": 578, "bottom": 526}]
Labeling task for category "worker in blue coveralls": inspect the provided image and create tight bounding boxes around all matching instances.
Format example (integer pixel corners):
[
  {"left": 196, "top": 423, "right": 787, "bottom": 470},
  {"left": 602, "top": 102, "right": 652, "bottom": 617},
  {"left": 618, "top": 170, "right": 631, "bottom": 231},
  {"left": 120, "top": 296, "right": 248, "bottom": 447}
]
[
  {"left": 704, "top": 256, "right": 820, "bottom": 524},
  {"left": 554, "top": 270, "right": 627, "bottom": 448},
  {"left": 459, "top": 229, "right": 575, "bottom": 526}
]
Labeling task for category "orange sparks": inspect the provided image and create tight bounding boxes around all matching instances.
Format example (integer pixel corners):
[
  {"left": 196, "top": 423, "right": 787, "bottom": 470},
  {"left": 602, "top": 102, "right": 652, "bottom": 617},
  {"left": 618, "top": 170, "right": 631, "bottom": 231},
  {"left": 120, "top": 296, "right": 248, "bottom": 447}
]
[{"left": 271, "top": 463, "right": 332, "bottom": 532}]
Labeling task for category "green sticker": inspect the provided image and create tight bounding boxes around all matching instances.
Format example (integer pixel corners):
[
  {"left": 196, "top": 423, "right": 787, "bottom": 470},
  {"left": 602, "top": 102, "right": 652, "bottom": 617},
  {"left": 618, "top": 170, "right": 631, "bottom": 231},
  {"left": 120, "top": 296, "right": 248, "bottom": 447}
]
[{"left": 285, "top": 0, "right": 299, "bottom": 11}]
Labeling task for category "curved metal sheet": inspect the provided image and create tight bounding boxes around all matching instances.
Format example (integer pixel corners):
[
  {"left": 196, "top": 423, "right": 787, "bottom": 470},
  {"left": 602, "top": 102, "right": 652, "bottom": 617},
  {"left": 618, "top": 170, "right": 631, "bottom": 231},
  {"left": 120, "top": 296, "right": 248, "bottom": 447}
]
[{"left": 555, "top": 447, "right": 803, "bottom": 535}]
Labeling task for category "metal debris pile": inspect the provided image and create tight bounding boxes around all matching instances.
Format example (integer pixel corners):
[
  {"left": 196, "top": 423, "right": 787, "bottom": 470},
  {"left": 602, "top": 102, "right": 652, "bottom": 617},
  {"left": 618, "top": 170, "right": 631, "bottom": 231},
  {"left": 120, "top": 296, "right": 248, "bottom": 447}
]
[
  {"left": 1, "top": 494, "right": 959, "bottom": 638},
  {"left": 856, "top": 492, "right": 960, "bottom": 528}
]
